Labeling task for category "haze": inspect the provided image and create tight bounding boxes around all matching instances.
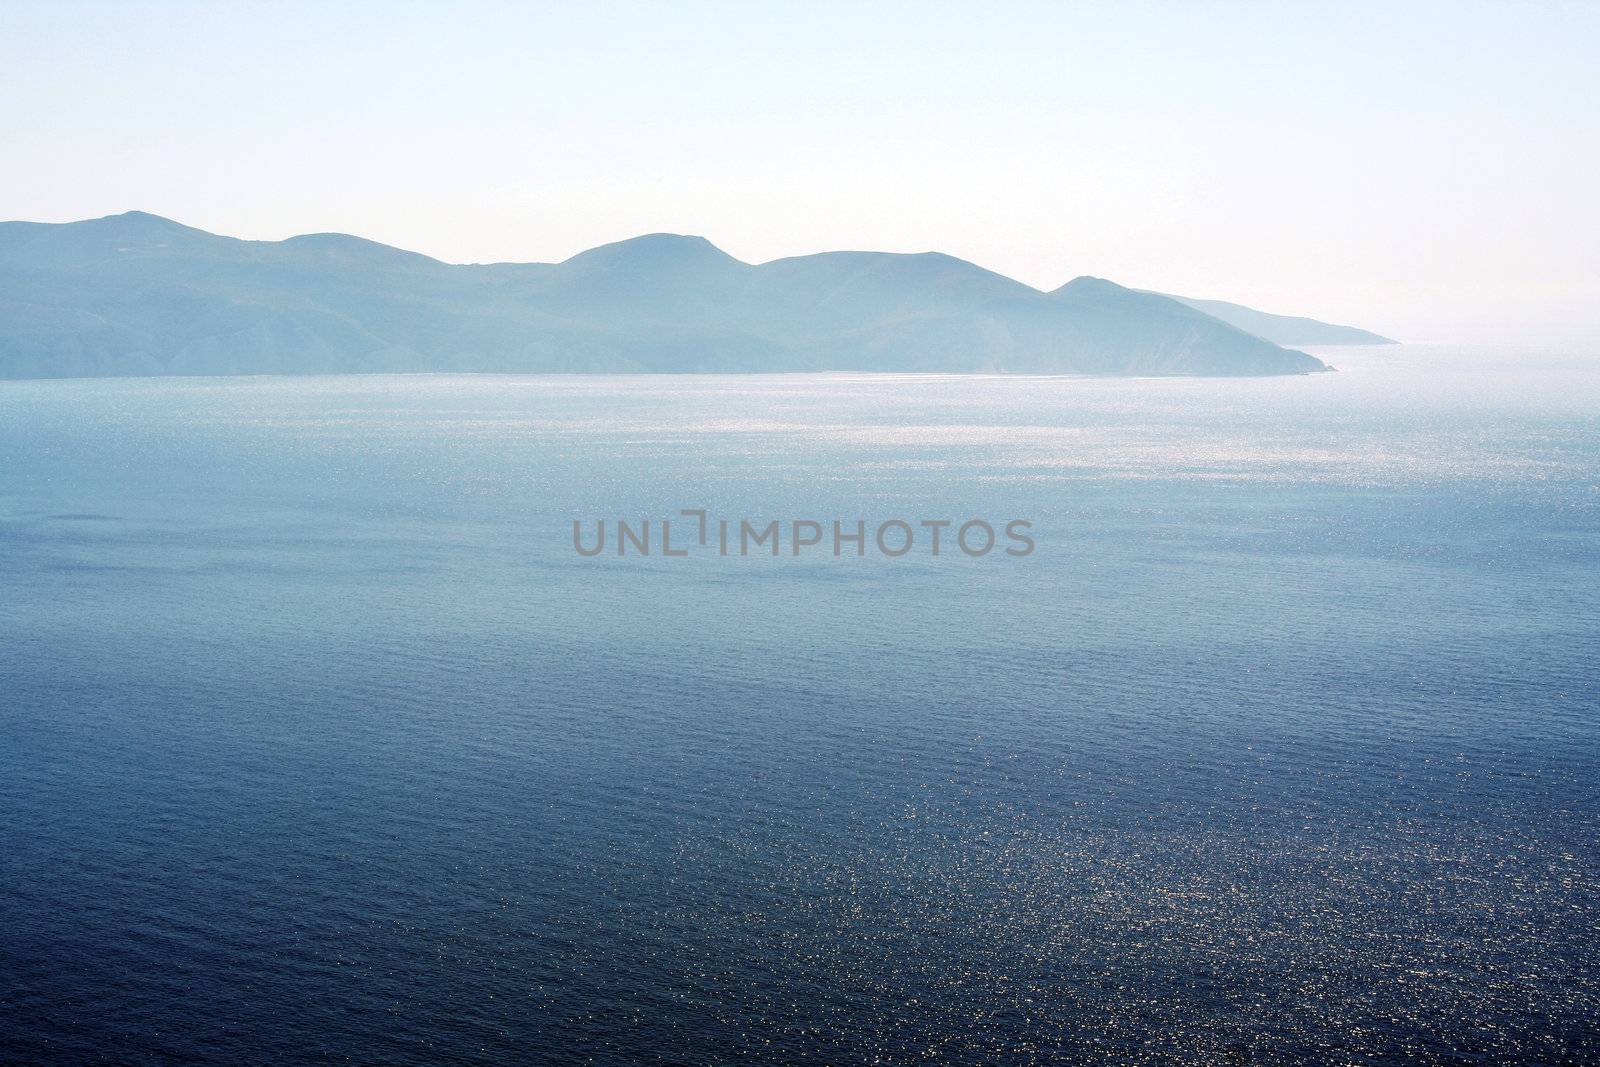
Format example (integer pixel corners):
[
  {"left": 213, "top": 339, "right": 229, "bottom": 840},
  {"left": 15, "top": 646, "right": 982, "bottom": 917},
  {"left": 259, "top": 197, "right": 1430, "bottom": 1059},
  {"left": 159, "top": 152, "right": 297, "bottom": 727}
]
[{"left": 3, "top": 0, "right": 1596, "bottom": 345}]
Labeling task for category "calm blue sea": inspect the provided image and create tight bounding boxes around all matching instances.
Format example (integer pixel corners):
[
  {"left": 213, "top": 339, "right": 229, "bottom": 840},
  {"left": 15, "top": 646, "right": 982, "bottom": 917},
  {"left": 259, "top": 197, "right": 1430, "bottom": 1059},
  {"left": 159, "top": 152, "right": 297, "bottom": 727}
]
[{"left": 2, "top": 345, "right": 1597, "bottom": 1064}]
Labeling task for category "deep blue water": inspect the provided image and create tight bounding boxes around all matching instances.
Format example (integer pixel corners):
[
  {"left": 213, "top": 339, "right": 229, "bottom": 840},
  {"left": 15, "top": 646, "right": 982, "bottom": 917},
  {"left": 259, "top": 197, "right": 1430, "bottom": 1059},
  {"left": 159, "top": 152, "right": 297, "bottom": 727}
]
[{"left": 2, "top": 346, "right": 1597, "bottom": 1064}]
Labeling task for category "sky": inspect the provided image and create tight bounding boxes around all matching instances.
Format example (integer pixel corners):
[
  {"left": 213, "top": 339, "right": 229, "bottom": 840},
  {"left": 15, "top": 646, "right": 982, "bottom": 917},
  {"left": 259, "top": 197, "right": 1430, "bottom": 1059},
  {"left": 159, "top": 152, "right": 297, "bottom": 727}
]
[{"left": 2, "top": 0, "right": 1597, "bottom": 343}]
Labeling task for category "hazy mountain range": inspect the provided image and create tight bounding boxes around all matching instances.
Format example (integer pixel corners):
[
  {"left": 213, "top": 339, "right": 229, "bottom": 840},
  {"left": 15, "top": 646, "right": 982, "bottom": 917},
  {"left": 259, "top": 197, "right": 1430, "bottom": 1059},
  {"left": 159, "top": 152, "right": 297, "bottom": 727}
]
[{"left": 0, "top": 212, "right": 1391, "bottom": 380}]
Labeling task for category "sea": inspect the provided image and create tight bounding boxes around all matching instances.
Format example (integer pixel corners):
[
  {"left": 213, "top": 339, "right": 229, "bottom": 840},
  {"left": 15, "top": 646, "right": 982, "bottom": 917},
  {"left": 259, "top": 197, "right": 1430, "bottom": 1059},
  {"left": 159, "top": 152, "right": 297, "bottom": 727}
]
[{"left": 1, "top": 344, "right": 1596, "bottom": 1064}]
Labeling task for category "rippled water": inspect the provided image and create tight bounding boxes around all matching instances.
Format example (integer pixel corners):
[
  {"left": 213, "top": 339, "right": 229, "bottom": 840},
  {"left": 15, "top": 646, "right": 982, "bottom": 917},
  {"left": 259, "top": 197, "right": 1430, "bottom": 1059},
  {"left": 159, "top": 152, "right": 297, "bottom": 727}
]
[{"left": 2, "top": 345, "right": 1597, "bottom": 1064}]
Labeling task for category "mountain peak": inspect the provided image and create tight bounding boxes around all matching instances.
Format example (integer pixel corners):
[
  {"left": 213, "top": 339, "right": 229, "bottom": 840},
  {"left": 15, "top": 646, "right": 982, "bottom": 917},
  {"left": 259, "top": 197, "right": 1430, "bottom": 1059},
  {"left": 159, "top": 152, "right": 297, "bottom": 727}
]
[
  {"left": 0, "top": 210, "right": 224, "bottom": 266},
  {"left": 87, "top": 210, "right": 204, "bottom": 236},
  {"left": 279, "top": 231, "right": 444, "bottom": 270},
  {"left": 1052, "top": 275, "right": 1126, "bottom": 296},
  {"left": 561, "top": 233, "right": 743, "bottom": 273}
]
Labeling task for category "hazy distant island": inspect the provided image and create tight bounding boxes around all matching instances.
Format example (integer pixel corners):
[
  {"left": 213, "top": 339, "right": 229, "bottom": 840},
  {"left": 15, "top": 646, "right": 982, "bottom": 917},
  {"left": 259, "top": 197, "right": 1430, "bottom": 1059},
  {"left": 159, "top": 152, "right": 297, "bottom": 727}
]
[{"left": 0, "top": 212, "right": 1393, "bottom": 380}]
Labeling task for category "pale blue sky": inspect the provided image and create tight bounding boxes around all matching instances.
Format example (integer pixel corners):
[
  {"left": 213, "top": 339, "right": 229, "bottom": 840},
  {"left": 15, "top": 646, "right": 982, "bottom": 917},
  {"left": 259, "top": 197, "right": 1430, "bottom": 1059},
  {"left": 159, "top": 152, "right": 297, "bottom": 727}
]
[{"left": 3, "top": 1, "right": 1597, "bottom": 341}]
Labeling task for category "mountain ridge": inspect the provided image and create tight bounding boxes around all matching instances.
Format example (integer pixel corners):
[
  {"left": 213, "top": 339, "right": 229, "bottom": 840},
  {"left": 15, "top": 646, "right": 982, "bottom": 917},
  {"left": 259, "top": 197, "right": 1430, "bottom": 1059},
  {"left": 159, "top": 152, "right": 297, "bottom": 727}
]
[{"left": 0, "top": 212, "right": 1354, "bottom": 379}]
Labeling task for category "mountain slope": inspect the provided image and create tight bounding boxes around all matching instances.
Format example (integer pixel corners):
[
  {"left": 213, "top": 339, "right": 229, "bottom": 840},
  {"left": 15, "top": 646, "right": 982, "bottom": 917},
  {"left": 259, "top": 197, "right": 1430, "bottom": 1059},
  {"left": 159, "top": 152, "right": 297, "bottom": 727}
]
[
  {"left": 0, "top": 212, "right": 1338, "bottom": 378},
  {"left": 1045, "top": 278, "right": 1331, "bottom": 375},
  {"left": 1155, "top": 293, "right": 1396, "bottom": 345}
]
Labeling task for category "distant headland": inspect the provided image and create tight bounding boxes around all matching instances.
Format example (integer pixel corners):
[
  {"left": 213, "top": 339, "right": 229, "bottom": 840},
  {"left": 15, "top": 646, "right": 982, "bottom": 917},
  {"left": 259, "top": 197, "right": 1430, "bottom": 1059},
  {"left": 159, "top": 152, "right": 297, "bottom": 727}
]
[{"left": 0, "top": 212, "right": 1393, "bottom": 380}]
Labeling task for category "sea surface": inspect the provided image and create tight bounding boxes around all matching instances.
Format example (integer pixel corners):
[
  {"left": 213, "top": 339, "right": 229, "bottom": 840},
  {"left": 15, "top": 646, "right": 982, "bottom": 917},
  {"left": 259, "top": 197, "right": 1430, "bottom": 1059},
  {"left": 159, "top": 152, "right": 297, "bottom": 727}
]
[{"left": 1, "top": 345, "right": 1597, "bottom": 1064}]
